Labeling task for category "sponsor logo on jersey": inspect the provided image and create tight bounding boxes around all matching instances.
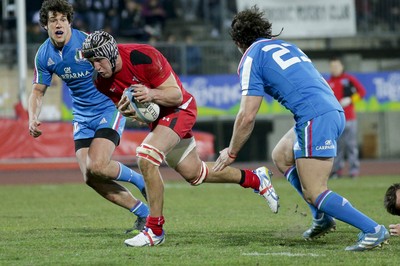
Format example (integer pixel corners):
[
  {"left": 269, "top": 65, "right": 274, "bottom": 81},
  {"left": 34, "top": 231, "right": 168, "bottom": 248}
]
[
  {"left": 47, "top": 57, "right": 55, "bottom": 66},
  {"left": 60, "top": 66, "right": 91, "bottom": 80},
  {"left": 316, "top": 139, "right": 335, "bottom": 150},
  {"left": 99, "top": 117, "right": 108, "bottom": 125},
  {"left": 293, "top": 141, "right": 301, "bottom": 151}
]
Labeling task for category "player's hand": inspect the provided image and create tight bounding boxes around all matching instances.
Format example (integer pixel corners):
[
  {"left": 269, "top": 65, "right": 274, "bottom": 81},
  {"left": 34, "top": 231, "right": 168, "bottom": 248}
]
[
  {"left": 389, "top": 224, "right": 400, "bottom": 236},
  {"left": 132, "top": 84, "right": 153, "bottom": 103},
  {"left": 29, "top": 119, "right": 42, "bottom": 138},
  {"left": 213, "top": 147, "right": 236, "bottom": 172},
  {"left": 117, "top": 94, "right": 136, "bottom": 117},
  {"left": 339, "top": 97, "right": 351, "bottom": 107}
]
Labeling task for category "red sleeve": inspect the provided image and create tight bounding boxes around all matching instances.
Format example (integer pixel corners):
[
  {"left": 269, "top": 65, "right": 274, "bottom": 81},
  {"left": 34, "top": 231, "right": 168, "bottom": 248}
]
[
  {"left": 348, "top": 74, "right": 366, "bottom": 98},
  {"left": 137, "top": 47, "right": 172, "bottom": 88}
]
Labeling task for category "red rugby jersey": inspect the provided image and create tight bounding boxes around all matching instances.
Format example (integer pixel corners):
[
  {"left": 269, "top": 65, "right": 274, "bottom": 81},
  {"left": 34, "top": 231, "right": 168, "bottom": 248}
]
[
  {"left": 94, "top": 43, "right": 196, "bottom": 117},
  {"left": 327, "top": 73, "right": 366, "bottom": 121}
]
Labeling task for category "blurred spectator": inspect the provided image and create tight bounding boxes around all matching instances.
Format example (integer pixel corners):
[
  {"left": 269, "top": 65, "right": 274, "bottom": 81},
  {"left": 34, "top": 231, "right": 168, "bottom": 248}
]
[
  {"left": 26, "top": 1, "right": 42, "bottom": 25},
  {"left": 142, "top": 0, "right": 167, "bottom": 38},
  {"left": 162, "top": 0, "right": 182, "bottom": 19},
  {"left": 26, "top": 23, "right": 47, "bottom": 44},
  {"left": 104, "top": 0, "right": 125, "bottom": 35},
  {"left": 355, "top": 0, "right": 373, "bottom": 32},
  {"left": 158, "top": 32, "right": 182, "bottom": 74},
  {"left": 184, "top": 31, "right": 202, "bottom": 74},
  {"left": 327, "top": 57, "right": 366, "bottom": 178},
  {"left": 180, "top": 0, "right": 200, "bottom": 21},
  {"left": 206, "top": 0, "right": 222, "bottom": 38},
  {"left": 374, "top": 0, "right": 400, "bottom": 31},
  {"left": 71, "top": 0, "right": 89, "bottom": 31},
  {"left": 86, "top": 0, "right": 107, "bottom": 32},
  {"left": 119, "top": 1, "right": 151, "bottom": 41}
]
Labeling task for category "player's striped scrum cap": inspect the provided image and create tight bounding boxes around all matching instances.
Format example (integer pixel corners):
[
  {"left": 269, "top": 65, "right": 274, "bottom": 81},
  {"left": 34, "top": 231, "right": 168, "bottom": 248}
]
[{"left": 82, "top": 30, "right": 118, "bottom": 71}]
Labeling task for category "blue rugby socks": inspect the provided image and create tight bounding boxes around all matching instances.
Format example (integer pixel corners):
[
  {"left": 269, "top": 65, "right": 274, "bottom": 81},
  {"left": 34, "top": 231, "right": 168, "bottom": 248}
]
[
  {"left": 130, "top": 200, "right": 149, "bottom": 218},
  {"left": 285, "top": 166, "right": 323, "bottom": 219},
  {"left": 315, "top": 190, "right": 379, "bottom": 233},
  {"left": 116, "top": 162, "right": 145, "bottom": 192}
]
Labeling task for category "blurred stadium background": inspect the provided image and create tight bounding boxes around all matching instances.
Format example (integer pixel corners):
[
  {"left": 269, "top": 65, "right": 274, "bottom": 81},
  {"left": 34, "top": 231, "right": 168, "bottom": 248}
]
[{"left": 0, "top": 0, "right": 399, "bottom": 171}]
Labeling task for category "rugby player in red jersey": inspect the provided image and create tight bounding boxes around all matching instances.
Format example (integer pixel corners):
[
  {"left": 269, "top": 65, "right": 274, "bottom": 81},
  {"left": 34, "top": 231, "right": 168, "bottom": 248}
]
[{"left": 81, "top": 30, "right": 279, "bottom": 247}]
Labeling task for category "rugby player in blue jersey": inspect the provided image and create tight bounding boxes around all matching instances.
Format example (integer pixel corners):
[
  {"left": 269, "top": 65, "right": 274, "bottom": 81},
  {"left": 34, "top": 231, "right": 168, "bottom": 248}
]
[
  {"left": 27, "top": 0, "right": 148, "bottom": 233},
  {"left": 214, "top": 6, "right": 389, "bottom": 251}
]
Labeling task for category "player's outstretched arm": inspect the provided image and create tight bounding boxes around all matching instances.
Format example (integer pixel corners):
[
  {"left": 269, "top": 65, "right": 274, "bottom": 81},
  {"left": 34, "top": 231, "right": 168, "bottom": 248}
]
[{"left": 28, "top": 84, "right": 47, "bottom": 138}]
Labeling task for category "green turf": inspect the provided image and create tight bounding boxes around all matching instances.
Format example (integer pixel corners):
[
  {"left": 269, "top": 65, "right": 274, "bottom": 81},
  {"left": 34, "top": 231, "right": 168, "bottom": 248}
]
[{"left": 1, "top": 176, "right": 399, "bottom": 265}]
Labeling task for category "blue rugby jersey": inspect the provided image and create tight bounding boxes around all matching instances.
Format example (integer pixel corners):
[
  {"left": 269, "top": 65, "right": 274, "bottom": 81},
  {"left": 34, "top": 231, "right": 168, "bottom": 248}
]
[
  {"left": 32, "top": 28, "right": 115, "bottom": 121},
  {"left": 238, "top": 38, "right": 343, "bottom": 124}
]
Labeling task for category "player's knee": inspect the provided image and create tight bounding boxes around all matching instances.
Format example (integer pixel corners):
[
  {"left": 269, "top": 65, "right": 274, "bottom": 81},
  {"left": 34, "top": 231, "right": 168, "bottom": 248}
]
[
  {"left": 136, "top": 144, "right": 164, "bottom": 167},
  {"left": 301, "top": 188, "right": 319, "bottom": 206},
  {"left": 272, "top": 147, "right": 290, "bottom": 173},
  {"left": 86, "top": 160, "right": 107, "bottom": 179},
  {"left": 137, "top": 156, "right": 158, "bottom": 175},
  {"left": 187, "top": 161, "right": 208, "bottom": 186}
]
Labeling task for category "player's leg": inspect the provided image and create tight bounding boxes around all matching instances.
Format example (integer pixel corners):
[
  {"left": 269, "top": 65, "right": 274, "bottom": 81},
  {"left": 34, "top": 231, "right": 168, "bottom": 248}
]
[
  {"left": 74, "top": 114, "right": 148, "bottom": 233},
  {"left": 125, "top": 125, "right": 180, "bottom": 247},
  {"left": 296, "top": 111, "right": 388, "bottom": 250},
  {"left": 75, "top": 140, "right": 148, "bottom": 228},
  {"left": 271, "top": 128, "right": 324, "bottom": 221},
  {"left": 165, "top": 137, "right": 278, "bottom": 213},
  {"left": 331, "top": 128, "right": 346, "bottom": 178},
  {"left": 95, "top": 111, "right": 146, "bottom": 195},
  {"left": 346, "top": 120, "right": 360, "bottom": 177}
]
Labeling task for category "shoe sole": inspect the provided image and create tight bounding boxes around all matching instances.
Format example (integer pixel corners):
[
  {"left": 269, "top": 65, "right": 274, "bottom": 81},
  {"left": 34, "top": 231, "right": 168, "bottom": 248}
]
[
  {"left": 124, "top": 237, "right": 165, "bottom": 247},
  {"left": 304, "top": 225, "right": 337, "bottom": 241}
]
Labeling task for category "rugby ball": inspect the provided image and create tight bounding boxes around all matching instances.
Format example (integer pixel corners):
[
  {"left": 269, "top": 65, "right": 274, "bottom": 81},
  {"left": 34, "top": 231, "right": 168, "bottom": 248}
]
[{"left": 123, "top": 87, "right": 160, "bottom": 123}]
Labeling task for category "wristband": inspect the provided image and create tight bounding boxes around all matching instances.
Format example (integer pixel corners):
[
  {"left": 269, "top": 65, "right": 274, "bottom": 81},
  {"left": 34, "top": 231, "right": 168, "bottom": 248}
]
[{"left": 228, "top": 151, "right": 237, "bottom": 159}]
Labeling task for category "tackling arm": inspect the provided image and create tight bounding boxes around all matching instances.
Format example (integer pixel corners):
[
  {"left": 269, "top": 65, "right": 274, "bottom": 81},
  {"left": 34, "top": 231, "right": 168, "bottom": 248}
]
[
  {"left": 28, "top": 83, "right": 47, "bottom": 138},
  {"left": 228, "top": 95, "right": 263, "bottom": 156},
  {"left": 133, "top": 73, "right": 183, "bottom": 107},
  {"left": 213, "top": 95, "right": 263, "bottom": 171}
]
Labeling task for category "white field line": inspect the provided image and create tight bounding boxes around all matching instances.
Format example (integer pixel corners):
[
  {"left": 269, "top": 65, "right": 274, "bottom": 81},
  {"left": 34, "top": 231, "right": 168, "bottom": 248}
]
[{"left": 242, "top": 252, "right": 325, "bottom": 257}]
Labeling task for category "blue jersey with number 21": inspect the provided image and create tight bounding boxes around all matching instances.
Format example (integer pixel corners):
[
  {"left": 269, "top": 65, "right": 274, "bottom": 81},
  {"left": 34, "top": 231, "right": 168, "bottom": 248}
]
[{"left": 238, "top": 38, "right": 343, "bottom": 124}]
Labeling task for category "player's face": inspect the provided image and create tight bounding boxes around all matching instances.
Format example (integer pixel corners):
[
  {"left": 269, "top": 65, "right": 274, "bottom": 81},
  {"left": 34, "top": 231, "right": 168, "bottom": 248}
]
[
  {"left": 396, "top": 189, "right": 400, "bottom": 211},
  {"left": 329, "top": 60, "right": 344, "bottom": 77},
  {"left": 92, "top": 58, "right": 113, "bottom": 78},
  {"left": 46, "top": 11, "right": 72, "bottom": 49}
]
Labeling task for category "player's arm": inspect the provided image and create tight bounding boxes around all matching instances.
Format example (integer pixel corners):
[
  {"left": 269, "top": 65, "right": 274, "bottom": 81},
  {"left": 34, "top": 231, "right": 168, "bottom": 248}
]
[
  {"left": 132, "top": 73, "right": 182, "bottom": 107},
  {"left": 349, "top": 75, "right": 366, "bottom": 99},
  {"left": 229, "top": 95, "right": 263, "bottom": 155},
  {"left": 213, "top": 95, "right": 263, "bottom": 171},
  {"left": 28, "top": 83, "right": 47, "bottom": 138}
]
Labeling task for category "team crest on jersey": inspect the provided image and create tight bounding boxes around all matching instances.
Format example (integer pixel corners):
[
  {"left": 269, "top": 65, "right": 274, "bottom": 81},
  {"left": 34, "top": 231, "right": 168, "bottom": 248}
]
[{"left": 75, "top": 49, "right": 86, "bottom": 62}]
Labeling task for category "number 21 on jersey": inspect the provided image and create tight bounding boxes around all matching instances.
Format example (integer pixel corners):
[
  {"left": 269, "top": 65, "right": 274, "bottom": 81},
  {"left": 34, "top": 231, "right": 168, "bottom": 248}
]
[{"left": 262, "top": 43, "right": 311, "bottom": 70}]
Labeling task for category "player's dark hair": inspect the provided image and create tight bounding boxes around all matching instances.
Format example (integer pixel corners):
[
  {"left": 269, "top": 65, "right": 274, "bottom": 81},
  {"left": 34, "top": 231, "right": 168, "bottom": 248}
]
[
  {"left": 384, "top": 183, "right": 400, "bottom": 216},
  {"left": 39, "top": 0, "right": 74, "bottom": 29},
  {"left": 230, "top": 5, "right": 281, "bottom": 49}
]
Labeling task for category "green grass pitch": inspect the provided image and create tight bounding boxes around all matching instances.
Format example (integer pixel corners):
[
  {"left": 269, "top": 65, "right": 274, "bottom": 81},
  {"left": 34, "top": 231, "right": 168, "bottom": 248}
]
[{"left": 1, "top": 176, "right": 399, "bottom": 265}]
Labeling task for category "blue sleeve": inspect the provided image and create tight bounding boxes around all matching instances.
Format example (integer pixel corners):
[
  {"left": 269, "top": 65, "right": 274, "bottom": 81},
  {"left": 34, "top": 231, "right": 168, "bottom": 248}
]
[
  {"left": 32, "top": 47, "right": 53, "bottom": 86},
  {"left": 239, "top": 51, "right": 265, "bottom": 97}
]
